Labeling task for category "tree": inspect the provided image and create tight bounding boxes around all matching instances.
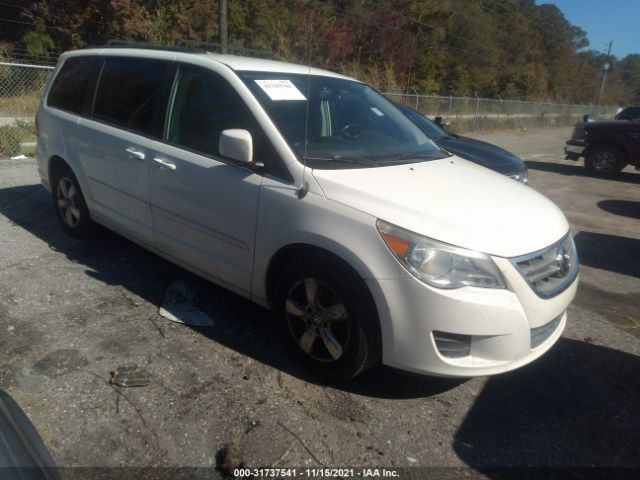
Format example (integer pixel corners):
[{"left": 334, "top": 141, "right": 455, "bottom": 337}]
[{"left": 0, "top": 0, "right": 636, "bottom": 103}]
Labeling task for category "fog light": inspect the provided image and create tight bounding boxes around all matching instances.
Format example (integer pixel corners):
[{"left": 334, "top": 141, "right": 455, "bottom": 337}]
[{"left": 433, "top": 331, "right": 471, "bottom": 358}]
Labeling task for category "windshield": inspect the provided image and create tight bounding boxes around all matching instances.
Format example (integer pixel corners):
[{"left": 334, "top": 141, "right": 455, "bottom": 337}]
[
  {"left": 396, "top": 104, "right": 449, "bottom": 139},
  {"left": 239, "top": 72, "right": 447, "bottom": 168}
]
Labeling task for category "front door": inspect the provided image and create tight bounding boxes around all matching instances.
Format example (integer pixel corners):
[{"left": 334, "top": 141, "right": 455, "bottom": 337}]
[{"left": 148, "top": 64, "right": 265, "bottom": 293}]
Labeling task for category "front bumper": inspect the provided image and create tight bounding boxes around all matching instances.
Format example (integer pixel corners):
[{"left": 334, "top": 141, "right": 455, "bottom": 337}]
[
  {"left": 565, "top": 140, "right": 587, "bottom": 160},
  {"left": 368, "top": 256, "right": 578, "bottom": 377}
]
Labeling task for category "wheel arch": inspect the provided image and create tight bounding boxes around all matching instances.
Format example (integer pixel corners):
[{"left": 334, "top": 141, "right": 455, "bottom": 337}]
[
  {"left": 48, "top": 155, "right": 70, "bottom": 181},
  {"left": 584, "top": 141, "right": 629, "bottom": 161},
  {"left": 47, "top": 154, "right": 94, "bottom": 211},
  {"left": 264, "top": 242, "right": 375, "bottom": 306}
]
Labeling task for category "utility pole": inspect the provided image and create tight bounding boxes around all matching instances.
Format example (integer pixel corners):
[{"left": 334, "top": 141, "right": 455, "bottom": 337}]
[
  {"left": 595, "top": 41, "right": 612, "bottom": 111},
  {"left": 219, "top": 0, "right": 228, "bottom": 54}
]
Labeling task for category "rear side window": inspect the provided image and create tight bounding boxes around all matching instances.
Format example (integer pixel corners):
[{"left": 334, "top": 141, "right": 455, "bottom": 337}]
[
  {"left": 47, "top": 57, "right": 101, "bottom": 114},
  {"left": 93, "top": 58, "right": 168, "bottom": 136},
  {"left": 617, "top": 108, "right": 640, "bottom": 120}
]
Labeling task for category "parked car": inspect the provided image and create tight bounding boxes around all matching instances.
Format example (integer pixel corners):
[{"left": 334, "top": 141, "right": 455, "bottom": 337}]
[
  {"left": 615, "top": 106, "right": 640, "bottom": 121},
  {"left": 36, "top": 45, "right": 578, "bottom": 380},
  {"left": 396, "top": 103, "right": 529, "bottom": 183},
  {"left": 0, "top": 390, "right": 60, "bottom": 479},
  {"left": 565, "top": 119, "right": 640, "bottom": 176}
]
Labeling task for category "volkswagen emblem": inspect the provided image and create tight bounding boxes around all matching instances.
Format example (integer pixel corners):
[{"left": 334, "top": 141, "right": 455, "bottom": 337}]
[{"left": 555, "top": 245, "right": 571, "bottom": 275}]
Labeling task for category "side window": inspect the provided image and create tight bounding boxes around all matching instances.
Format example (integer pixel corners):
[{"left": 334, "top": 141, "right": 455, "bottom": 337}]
[
  {"left": 167, "top": 66, "right": 265, "bottom": 157},
  {"left": 93, "top": 58, "right": 167, "bottom": 136},
  {"left": 47, "top": 57, "right": 101, "bottom": 114}
]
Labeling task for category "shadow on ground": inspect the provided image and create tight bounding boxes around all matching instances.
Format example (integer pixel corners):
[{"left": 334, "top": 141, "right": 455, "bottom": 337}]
[
  {"left": 0, "top": 184, "right": 462, "bottom": 399},
  {"left": 574, "top": 230, "right": 640, "bottom": 279},
  {"left": 524, "top": 160, "right": 640, "bottom": 185},
  {"left": 454, "top": 338, "right": 640, "bottom": 473},
  {"left": 598, "top": 200, "right": 640, "bottom": 220}
]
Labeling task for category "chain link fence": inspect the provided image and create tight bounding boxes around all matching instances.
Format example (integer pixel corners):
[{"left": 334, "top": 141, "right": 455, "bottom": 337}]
[
  {"left": 384, "top": 93, "right": 618, "bottom": 134},
  {"left": 0, "top": 61, "right": 620, "bottom": 157},
  {"left": 0, "top": 62, "right": 54, "bottom": 157}
]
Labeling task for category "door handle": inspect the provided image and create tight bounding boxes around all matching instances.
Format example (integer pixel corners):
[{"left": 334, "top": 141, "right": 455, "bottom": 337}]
[
  {"left": 125, "top": 147, "right": 145, "bottom": 160},
  {"left": 152, "top": 157, "right": 177, "bottom": 170}
]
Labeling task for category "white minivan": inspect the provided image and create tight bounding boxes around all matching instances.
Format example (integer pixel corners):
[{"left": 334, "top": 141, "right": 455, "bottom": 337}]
[{"left": 36, "top": 46, "right": 578, "bottom": 380}]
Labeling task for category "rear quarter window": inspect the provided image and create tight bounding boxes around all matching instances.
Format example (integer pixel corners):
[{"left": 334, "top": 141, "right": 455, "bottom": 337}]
[
  {"left": 47, "top": 57, "right": 102, "bottom": 114},
  {"left": 93, "top": 58, "right": 169, "bottom": 137}
]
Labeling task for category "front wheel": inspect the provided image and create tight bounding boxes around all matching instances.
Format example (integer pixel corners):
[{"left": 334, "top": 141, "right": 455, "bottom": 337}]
[
  {"left": 585, "top": 145, "right": 627, "bottom": 177},
  {"left": 274, "top": 255, "right": 381, "bottom": 382}
]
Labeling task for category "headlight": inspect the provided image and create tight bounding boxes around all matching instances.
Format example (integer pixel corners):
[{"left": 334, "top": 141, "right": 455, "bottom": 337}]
[
  {"left": 510, "top": 168, "right": 528, "bottom": 184},
  {"left": 571, "top": 127, "right": 587, "bottom": 141},
  {"left": 376, "top": 220, "right": 506, "bottom": 289}
]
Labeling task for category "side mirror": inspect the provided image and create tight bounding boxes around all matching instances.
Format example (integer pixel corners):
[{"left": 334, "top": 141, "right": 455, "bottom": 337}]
[{"left": 219, "top": 129, "right": 253, "bottom": 164}]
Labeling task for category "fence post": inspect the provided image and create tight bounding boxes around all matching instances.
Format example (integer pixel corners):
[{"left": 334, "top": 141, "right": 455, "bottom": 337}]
[
  {"left": 472, "top": 93, "right": 480, "bottom": 132},
  {"left": 448, "top": 95, "right": 452, "bottom": 115},
  {"left": 531, "top": 101, "right": 535, "bottom": 129},
  {"left": 497, "top": 94, "right": 503, "bottom": 123}
]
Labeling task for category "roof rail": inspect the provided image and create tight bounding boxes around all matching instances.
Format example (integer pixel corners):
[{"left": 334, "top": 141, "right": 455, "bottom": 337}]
[
  {"left": 96, "top": 39, "right": 275, "bottom": 59},
  {"left": 102, "top": 40, "right": 204, "bottom": 54},
  {"left": 177, "top": 39, "right": 274, "bottom": 58}
]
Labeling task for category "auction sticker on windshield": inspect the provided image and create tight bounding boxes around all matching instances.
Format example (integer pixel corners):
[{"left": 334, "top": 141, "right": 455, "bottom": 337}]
[{"left": 255, "top": 79, "right": 307, "bottom": 101}]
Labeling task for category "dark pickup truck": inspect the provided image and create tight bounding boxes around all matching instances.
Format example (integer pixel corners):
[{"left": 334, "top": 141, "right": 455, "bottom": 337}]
[{"left": 565, "top": 120, "right": 640, "bottom": 176}]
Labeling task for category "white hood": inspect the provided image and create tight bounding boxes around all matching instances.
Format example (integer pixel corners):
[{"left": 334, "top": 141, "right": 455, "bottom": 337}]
[{"left": 312, "top": 157, "right": 569, "bottom": 258}]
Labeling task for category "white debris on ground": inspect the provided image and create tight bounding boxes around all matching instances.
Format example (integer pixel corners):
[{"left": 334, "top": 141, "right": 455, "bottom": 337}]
[{"left": 159, "top": 279, "right": 214, "bottom": 327}]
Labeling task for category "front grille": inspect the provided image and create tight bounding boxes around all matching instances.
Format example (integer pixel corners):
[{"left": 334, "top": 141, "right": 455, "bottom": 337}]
[
  {"left": 530, "top": 312, "right": 564, "bottom": 348},
  {"left": 511, "top": 233, "right": 579, "bottom": 298},
  {"left": 433, "top": 331, "right": 471, "bottom": 358}
]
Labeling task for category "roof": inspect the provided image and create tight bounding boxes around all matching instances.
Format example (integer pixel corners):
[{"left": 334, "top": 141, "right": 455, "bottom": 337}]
[
  {"left": 60, "top": 47, "right": 355, "bottom": 81},
  {"left": 203, "top": 53, "right": 353, "bottom": 80}
]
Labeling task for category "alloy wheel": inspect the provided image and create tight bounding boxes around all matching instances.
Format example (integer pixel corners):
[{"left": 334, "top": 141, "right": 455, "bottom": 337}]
[
  {"left": 56, "top": 177, "right": 81, "bottom": 228},
  {"left": 285, "top": 277, "right": 350, "bottom": 362},
  {"left": 591, "top": 151, "right": 616, "bottom": 171}
]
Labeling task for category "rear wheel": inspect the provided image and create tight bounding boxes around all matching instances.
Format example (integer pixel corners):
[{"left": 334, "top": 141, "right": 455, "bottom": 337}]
[
  {"left": 51, "top": 164, "right": 93, "bottom": 237},
  {"left": 274, "top": 255, "right": 381, "bottom": 382},
  {"left": 585, "top": 145, "right": 627, "bottom": 177}
]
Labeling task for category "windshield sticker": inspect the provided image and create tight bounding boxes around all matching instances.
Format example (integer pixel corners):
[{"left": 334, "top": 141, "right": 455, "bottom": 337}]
[
  {"left": 254, "top": 79, "right": 307, "bottom": 101},
  {"left": 370, "top": 107, "right": 385, "bottom": 116}
]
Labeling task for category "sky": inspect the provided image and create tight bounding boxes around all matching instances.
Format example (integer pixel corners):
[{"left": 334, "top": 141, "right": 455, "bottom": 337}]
[{"left": 537, "top": 0, "right": 639, "bottom": 59}]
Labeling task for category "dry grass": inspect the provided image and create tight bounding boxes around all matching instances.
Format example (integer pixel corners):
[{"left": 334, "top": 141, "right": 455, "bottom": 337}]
[{"left": 0, "top": 92, "right": 41, "bottom": 116}]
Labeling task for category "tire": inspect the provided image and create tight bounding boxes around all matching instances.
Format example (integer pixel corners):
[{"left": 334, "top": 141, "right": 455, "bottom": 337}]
[
  {"left": 50, "top": 163, "right": 93, "bottom": 237},
  {"left": 585, "top": 145, "right": 627, "bottom": 177},
  {"left": 274, "top": 254, "right": 382, "bottom": 382}
]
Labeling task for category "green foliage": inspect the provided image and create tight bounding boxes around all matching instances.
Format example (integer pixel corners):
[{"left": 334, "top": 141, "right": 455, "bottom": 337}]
[
  {"left": 619, "top": 54, "right": 640, "bottom": 103},
  {"left": 8, "top": 0, "right": 639, "bottom": 103},
  {"left": 22, "top": 23, "right": 54, "bottom": 56}
]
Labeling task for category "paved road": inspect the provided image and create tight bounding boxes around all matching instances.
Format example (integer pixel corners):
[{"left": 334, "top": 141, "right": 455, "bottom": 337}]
[{"left": 0, "top": 128, "right": 638, "bottom": 478}]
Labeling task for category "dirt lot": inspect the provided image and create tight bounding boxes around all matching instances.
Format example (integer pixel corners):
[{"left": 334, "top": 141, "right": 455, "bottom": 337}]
[{"left": 1, "top": 127, "right": 639, "bottom": 478}]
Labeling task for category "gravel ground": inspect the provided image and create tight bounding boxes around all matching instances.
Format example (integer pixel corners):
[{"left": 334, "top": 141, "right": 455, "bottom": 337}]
[{"left": 0, "top": 127, "right": 638, "bottom": 479}]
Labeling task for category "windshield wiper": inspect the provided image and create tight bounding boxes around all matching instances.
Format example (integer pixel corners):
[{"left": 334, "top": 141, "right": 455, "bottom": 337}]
[
  {"left": 391, "top": 152, "right": 446, "bottom": 161},
  {"left": 303, "top": 155, "right": 378, "bottom": 166}
]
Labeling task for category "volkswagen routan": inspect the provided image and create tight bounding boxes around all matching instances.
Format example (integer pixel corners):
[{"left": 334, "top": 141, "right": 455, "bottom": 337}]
[{"left": 36, "top": 45, "right": 579, "bottom": 380}]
